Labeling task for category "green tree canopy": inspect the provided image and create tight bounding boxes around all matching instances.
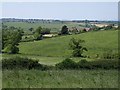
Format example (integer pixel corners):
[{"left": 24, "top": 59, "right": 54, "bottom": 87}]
[
  {"left": 34, "top": 26, "right": 42, "bottom": 40},
  {"left": 61, "top": 25, "right": 69, "bottom": 35},
  {"left": 69, "top": 38, "right": 88, "bottom": 57},
  {"left": 2, "top": 29, "right": 23, "bottom": 54}
]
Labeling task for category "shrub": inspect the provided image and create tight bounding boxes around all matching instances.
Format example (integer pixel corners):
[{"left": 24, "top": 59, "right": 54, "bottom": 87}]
[
  {"left": 77, "top": 59, "right": 119, "bottom": 69},
  {"left": 55, "top": 58, "right": 77, "bottom": 69},
  {"left": 69, "top": 38, "right": 87, "bottom": 57},
  {"left": 34, "top": 26, "right": 42, "bottom": 40},
  {"left": 77, "top": 59, "right": 92, "bottom": 69},
  {"left": 3, "top": 44, "right": 19, "bottom": 54},
  {"left": 61, "top": 25, "right": 69, "bottom": 35},
  {"left": 104, "top": 24, "right": 113, "bottom": 30},
  {"left": 41, "top": 28, "right": 51, "bottom": 35},
  {"left": 55, "top": 58, "right": 119, "bottom": 70},
  {"left": 102, "top": 52, "right": 119, "bottom": 59},
  {"left": 2, "top": 57, "right": 50, "bottom": 70}
]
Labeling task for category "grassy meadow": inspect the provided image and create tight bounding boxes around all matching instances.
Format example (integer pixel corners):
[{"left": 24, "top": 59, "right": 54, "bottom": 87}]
[
  {"left": 2, "top": 21, "right": 119, "bottom": 88},
  {"left": 4, "top": 21, "right": 85, "bottom": 34},
  {"left": 19, "top": 30, "right": 118, "bottom": 57},
  {"left": 2, "top": 30, "right": 118, "bottom": 66},
  {"left": 3, "top": 70, "right": 118, "bottom": 88}
]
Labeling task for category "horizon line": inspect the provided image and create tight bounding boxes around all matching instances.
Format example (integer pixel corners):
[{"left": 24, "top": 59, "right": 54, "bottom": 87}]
[{"left": 1, "top": 17, "right": 118, "bottom": 21}]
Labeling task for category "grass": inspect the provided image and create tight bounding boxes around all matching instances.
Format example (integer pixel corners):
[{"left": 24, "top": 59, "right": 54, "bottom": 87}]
[
  {"left": 2, "top": 54, "right": 93, "bottom": 66},
  {"left": 2, "top": 69, "right": 118, "bottom": 88},
  {"left": 2, "top": 23, "right": 119, "bottom": 88},
  {"left": 2, "top": 30, "right": 118, "bottom": 65},
  {"left": 19, "top": 30, "right": 118, "bottom": 58},
  {"left": 4, "top": 21, "right": 84, "bottom": 34}
]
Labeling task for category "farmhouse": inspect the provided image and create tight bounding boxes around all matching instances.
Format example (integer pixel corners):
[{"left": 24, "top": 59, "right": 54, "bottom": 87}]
[
  {"left": 91, "top": 23, "right": 109, "bottom": 27},
  {"left": 83, "top": 28, "right": 92, "bottom": 32},
  {"left": 43, "top": 34, "right": 57, "bottom": 38},
  {"left": 113, "top": 25, "right": 118, "bottom": 28}
]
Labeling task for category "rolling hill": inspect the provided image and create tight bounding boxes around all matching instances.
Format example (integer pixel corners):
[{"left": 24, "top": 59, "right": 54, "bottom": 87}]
[{"left": 19, "top": 30, "right": 118, "bottom": 58}]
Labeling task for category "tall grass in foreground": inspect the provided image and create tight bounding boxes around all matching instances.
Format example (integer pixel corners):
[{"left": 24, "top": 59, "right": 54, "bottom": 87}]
[{"left": 2, "top": 70, "right": 118, "bottom": 88}]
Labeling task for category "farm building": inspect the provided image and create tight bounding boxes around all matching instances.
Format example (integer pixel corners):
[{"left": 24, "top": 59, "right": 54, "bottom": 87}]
[
  {"left": 43, "top": 34, "right": 57, "bottom": 38},
  {"left": 83, "top": 28, "right": 92, "bottom": 32},
  {"left": 91, "top": 23, "right": 109, "bottom": 27},
  {"left": 69, "top": 27, "right": 80, "bottom": 33}
]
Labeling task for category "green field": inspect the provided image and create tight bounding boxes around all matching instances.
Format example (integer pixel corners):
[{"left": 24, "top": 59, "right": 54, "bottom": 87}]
[
  {"left": 3, "top": 30, "right": 118, "bottom": 65},
  {"left": 2, "top": 55, "right": 82, "bottom": 66},
  {"left": 19, "top": 30, "right": 118, "bottom": 57},
  {"left": 4, "top": 22, "right": 85, "bottom": 34},
  {"left": 2, "top": 22, "right": 118, "bottom": 88},
  {"left": 3, "top": 70, "right": 118, "bottom": 88}
]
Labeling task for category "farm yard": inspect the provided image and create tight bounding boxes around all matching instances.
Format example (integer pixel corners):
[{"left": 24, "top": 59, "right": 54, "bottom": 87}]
[{"left": 1, "top": 18, "right": 119, "bottom": 88}]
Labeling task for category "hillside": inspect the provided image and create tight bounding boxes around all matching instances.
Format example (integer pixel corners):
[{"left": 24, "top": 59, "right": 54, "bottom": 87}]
[
  {"left": 4, "top": 21, "right": 84, "bottom": 34},
  {"left": 19, "top": 30, "right": 118, "bottom": 58}
]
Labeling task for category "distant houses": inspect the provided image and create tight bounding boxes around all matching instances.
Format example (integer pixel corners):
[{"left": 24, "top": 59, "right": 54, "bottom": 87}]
[
  {"left": 68, "top": 27, "right": 92, "bottom": 33},
  {"left": 83, "top": 28, "right": 92, "bottom": 32},
  {"left": 43, "top": 34, "right": 57, "bottom": 38}
]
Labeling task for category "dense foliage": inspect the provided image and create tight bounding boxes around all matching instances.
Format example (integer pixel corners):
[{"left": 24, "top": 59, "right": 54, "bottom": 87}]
[
  {"left": 55, "top": 58, "right": 77, "bottom": 69},
  {"left": 2, "top": 57, "right": 50, "bottom": 70},
  {"left": 61, "top": 25, "right": 69, "bottom": 35},
  {"left": 41, "top": 28, "right": 51, "bottom": 35},
  {"left": 69, "top": 38, "right": 87, "bottom": 57},
  {"left": 2, "top": 25, "right": 24, "bottom": 54},
  {"left": 33, "top": 26, "right": 51, "bottom": 40},
  {"left": 33, "top": 26, "right": 42, "bottom": 40},
  {"left": 56, "top": 58, "right": 119, "bottom": 70},
  {"left": 2, "top": 57, "right": 119, "bottom": 70}
]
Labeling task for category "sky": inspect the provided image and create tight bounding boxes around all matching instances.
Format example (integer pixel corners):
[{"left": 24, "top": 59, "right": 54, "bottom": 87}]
[{"left": 2, "top": 2, "right": 118, "bottom": 21}]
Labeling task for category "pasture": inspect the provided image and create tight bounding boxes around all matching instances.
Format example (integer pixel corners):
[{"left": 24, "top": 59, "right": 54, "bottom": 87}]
[
  {"left": 19, "top": 30, "right": 118, "bottom": 58},
  {"left": 2, "top": 30, "right": 118, "bottom": 66},
  {"left": 2, "top": 21, "right": 119, "bottom": 88},
  {"left": 4, "top": 21, "right": 85, "bottom": 34}
]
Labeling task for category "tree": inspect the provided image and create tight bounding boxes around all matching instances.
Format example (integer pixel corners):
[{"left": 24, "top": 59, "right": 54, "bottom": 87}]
[
  {"left": 9, "top": 26, "right": 16, "bottom": 30},
  {"left": 3, "top": 44, "right": 19, "bottom": 54},
  {"left": 2, "top": 29, "right": 22, "bottom": 54},
  {"left": 69, "top": 38, "right": 88, "bottom": 57},
  {"left": 2, "top": 25, "right": 24, "bottom": 53},
  {"left": 104, "top": 24, "right": 113, "bottom": 30},
  {"left": 61, "top": 25, "right": 69, "bottom": 35},
  {"left": 71, "top": 27, "right": 79, "bottom": 34},
  {"left": 2, "top": 24, "right": 8, "bottom": 30},
  {"left": 41, "top": 28, "right": 51, "bottom": 35},
  {"left": 29, "top": 28, "right": 34, "bottom": 32},
  {"left": 85, "top": 20, "right": 89, "bottom": 28},
  {"left": 34, "top": 26, "right": 42, "bottom": 40}
]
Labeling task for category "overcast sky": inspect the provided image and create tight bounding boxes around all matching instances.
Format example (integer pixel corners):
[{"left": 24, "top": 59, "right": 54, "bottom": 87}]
[{"left": 2, "top": 2, "right": 118, "bottom": 21}]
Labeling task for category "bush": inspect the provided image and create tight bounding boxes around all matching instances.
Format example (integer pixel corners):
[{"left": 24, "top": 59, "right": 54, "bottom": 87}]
[
  {"left": 3, "top": 44, "right": 19, "bottom": 54},
  {"left": 41, "top": 28, "right": 51, "bottom": 35},
  {"left": 55, "top": 58, "right": 77, "bottom": 69},
  {"left": 104, "top": 24, "right": 113, "bottom": 30},
  {"left": 2, "top": 57, "right": 50, "bottom": 70},
  {"left": 55, "top": 58, "right": 119, "bottom": 70},
  {"left": 61, "top": 25, "right": 69, "bottom": 35},
  {"left": 2, "top": 57, "right": 119, "bottom": 70},
  {"left": 102, "top": 52, "right": 118, "bottom": 59},
  {"left": 79, "top": 59, "right": 119, "bottom": 69},
  {"left": 69, "top": 38, "right": 87, "bottom": 57},
  {"left": 77, "top": 59, "right": 92, "bottom": 69},
  {"left": 34, "top": 26, "right": 42, "bottom": 40}
]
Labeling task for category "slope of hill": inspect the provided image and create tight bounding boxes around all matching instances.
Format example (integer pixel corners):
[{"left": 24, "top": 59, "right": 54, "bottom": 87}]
[{"left": 19, "top": 30, "right": 118, "bottom": 58}]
